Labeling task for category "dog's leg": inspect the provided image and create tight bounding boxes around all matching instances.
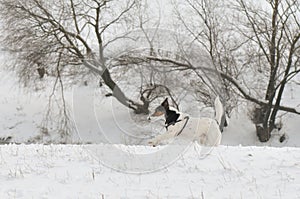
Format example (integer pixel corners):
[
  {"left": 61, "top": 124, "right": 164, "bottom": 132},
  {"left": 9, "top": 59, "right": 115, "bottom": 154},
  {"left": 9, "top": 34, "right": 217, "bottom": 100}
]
[{"left": 148, "top": 131, "right": 177, "bottom": 146}]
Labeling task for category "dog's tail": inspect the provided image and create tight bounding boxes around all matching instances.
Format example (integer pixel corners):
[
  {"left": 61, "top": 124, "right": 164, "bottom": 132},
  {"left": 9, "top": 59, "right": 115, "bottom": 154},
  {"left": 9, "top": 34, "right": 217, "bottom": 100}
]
[{"left": 214, "top": 96, "right": 227, "bottom": 132}]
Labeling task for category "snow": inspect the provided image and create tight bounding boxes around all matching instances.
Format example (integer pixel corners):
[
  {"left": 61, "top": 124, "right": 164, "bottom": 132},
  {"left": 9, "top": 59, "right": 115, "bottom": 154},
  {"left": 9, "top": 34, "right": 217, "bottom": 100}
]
[
  {"left": 0, "top": 1, "right": 300, "bottom": 197},
  {"left": 0, "top": 144, "right": 300, "bottom": 198}
]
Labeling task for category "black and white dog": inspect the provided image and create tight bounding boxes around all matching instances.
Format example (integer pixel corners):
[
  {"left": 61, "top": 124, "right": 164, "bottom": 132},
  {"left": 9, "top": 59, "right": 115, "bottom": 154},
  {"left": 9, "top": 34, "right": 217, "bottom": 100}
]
[{"left": 148, "top": 97, "right": 226, "bottom": 147}]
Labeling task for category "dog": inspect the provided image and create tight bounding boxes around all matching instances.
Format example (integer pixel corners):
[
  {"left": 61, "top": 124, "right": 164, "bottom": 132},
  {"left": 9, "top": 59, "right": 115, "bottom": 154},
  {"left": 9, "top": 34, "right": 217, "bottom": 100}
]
[{"left": 148, "top": 97, "right": 226, "bottom": 147}]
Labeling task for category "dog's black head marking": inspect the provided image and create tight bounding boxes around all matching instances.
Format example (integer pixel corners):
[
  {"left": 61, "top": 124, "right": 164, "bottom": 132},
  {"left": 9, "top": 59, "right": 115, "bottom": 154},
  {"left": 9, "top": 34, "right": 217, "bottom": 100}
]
[
  {"left": 161, "top": 98, "right": 180, "bottom": 126},
  {"left": 161, "top": 98, "right": 169, "bottom": 110},
  {"left": 165, "top": 109, "right": 180, "bottom": 126}
]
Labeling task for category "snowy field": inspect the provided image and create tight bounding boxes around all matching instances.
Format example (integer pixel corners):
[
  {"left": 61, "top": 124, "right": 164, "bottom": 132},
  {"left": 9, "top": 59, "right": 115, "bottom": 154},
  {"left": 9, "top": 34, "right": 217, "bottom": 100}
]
[
  {"left": 0, "top": 0, "right": 300, "bottom": 197},
  {"left": 0, "top": 144, "right": 300, "bottom": 198}
]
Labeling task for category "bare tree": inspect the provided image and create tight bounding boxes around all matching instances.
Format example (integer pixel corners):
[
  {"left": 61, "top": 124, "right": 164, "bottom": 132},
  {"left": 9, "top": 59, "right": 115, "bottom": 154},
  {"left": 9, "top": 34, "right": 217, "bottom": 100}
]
[
  {"left": 174, "top": 0, "right": 300, "bottom": 141},
  {"left": 170, "top": 0, "right": 243, "bottom": 114},
  {"left": 128, "top": 0, "right": 300, "bottom": 141},
  {"left": 0, "top": 0, "right": 158, "bottom": 115},
  {"left": 111, "top": 0, "right": 189, "bottom": 113},
  {"left": 234, "top": 0, "right": 300, "bottom": 141}
]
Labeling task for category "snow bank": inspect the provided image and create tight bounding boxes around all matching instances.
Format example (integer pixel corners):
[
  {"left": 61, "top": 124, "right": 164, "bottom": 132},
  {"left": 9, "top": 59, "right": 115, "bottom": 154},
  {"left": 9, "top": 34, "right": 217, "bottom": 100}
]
[{"left": 0, "top": 144, "right": 299, "bottom": 198}]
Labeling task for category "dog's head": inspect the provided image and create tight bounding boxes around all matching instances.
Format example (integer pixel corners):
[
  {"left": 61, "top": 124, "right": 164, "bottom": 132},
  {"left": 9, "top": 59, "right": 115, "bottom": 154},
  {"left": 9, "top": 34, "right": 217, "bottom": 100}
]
[
  {"left": 148, "top": 98, "right": 169, "bottom": 119},
  {"left": 148, "top": 98, "right": 180, "bottom": 126}
]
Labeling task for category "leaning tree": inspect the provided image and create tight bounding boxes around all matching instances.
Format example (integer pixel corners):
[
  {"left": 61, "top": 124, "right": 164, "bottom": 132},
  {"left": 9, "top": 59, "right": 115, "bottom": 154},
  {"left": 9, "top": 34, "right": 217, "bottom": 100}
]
[{"left": 0, "top": 0, "right": 157, "bottom": 115}]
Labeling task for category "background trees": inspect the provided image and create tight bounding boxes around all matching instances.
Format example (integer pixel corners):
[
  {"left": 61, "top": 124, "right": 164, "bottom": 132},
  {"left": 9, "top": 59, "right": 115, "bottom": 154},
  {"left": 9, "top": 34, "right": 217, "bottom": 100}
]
[
  {"left": 0, "top": 0, "right": 299, "bottom": 142},
  {"left": 136, "top": 0, "right": 300, "bottom": 141},
  {"left": 234, "top": 0, "right": 300, "bottom": 141}
]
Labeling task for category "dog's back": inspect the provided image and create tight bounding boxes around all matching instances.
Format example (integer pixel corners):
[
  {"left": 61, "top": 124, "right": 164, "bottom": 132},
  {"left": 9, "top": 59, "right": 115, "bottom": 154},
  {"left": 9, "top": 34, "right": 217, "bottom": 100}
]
[{"left": 171, "top": 116, "right": 221, "bottom": 146}]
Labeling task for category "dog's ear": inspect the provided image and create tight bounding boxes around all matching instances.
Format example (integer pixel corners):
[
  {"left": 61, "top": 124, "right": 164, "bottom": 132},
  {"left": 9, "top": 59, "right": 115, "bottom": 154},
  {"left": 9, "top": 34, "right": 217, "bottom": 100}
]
[{"left": 161, "top": 98, "right": 169, "bottom": 109}]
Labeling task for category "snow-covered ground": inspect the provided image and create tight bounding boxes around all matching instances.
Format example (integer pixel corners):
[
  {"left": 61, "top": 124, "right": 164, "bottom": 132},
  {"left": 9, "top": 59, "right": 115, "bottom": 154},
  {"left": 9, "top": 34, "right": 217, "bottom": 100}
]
[{"left": 0, "top": 144, "right": 300, "bottom": 198}]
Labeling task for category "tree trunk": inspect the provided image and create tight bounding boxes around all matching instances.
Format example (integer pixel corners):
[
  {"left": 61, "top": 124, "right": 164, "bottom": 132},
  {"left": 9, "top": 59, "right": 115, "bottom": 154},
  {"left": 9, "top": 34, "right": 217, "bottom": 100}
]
[
  {"left": 256, "top": 0, "right": 279, "bottom": 142},
  {"left": 252, "top": 106, "right": 275, "bottom": 142},
  {"left": 83, "top": 61, "right": 150, "bottom": 114},
  {"left": 101, "top": 68, "right": 150, "bottom": 114},
  {"left": 255, "top": 125, "right": 271, "bottom": 142}
]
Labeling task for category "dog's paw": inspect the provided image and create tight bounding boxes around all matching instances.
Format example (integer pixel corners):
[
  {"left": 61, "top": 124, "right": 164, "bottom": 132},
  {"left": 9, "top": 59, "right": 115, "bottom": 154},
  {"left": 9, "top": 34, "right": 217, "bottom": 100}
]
[{"left": 148, "top": 139, "right": 158, "bottom": 147}]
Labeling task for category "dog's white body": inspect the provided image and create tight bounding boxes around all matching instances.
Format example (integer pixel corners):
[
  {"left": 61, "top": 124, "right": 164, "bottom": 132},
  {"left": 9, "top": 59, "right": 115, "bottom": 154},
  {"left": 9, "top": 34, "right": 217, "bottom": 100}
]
[{"left": 148, "top": 97, "right": 223, "bottom": 147}]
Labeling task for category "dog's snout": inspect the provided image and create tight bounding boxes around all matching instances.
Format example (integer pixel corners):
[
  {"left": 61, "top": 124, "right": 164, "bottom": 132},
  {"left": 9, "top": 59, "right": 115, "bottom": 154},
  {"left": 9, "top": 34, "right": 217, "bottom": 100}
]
[{"left": 147, "top": 116, "right": 151, "bottom": 121}]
